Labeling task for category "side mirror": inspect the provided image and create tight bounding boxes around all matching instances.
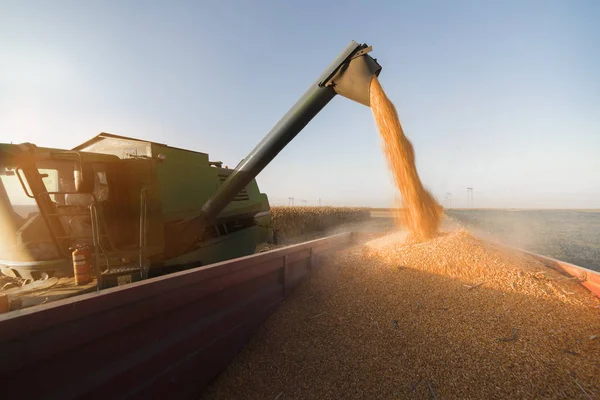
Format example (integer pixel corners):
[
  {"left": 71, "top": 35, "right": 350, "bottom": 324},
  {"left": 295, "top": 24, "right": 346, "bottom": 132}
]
[{"left": 74, "top": 162, "right": 94, "bottom": 193}]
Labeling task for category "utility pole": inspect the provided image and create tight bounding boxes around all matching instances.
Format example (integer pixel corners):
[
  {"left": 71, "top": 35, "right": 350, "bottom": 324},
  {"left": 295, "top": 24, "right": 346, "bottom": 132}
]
[
  {"left": 319, "top": 198, "right": 322, "bottom": 206},
  {"left": 288, "top": 197, "right": 294, "bottom": 206},
  {"left": 445, "top": 192, "right": 452, "bottom": 209},
  {"left": 301, "top": 200, "right": 308, "bottom": 206},
  {"left": 467, "top": 188, "right": 473, "bottom": 208}
]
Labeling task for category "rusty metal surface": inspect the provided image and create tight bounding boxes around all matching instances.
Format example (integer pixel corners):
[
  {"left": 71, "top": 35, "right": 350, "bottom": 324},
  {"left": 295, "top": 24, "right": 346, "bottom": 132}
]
[{"left": 0, "top": 232, "right": 354, "bottom": 400}]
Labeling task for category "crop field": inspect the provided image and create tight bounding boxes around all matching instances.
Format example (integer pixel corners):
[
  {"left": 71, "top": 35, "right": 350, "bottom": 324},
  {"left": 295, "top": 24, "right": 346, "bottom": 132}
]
[{"left": 270, "top": 206, "right": 371, "bottom": 243}]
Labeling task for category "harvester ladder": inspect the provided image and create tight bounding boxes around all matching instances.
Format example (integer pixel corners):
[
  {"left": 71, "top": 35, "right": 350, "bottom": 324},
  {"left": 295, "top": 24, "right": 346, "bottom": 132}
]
[{"left": 94, "top": 188, "right": 150, "bottom": 287}]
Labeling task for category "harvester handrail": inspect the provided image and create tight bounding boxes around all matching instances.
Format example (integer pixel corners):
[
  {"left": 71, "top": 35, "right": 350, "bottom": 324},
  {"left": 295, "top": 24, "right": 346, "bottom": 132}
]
[
  {"left": 90, "top": 202, "right": 110, "bottom": 278},
  {"left": 139, "top": 188, "right": 149, "bottom": 278},
  {"left": 14, "top": 167, "right": 35, "bottom": 198}
]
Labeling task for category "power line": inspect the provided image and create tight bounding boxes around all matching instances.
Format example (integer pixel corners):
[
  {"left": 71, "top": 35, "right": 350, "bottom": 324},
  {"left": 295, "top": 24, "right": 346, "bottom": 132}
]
[{"left": 444, "top": 192, "right": 452, "bottom": 209}]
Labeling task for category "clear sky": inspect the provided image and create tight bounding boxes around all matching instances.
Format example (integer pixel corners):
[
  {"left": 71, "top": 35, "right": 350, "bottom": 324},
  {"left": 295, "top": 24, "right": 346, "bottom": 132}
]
[{"left": 1, "top": 0, "right": 599, "bottom": 209}]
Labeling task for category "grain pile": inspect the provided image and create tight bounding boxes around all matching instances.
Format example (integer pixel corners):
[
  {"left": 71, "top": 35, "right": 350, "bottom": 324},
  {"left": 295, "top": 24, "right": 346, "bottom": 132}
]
[
  {"left": 270, "top": 206, "right": 370, "bottom": 242},
  {"left": 203, "top": 230, "right": 600, "bottom": 400},
  {"left": 366, "top": 229, "right": 599, "bottom": 307},
  {"left": 370, "top": 77, "right": 443, "bottom": 239}
]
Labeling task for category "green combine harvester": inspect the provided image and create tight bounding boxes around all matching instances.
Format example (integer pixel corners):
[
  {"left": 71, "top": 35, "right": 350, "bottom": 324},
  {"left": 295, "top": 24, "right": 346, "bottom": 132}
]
[
  {"left": 0, "top": 135, "right": 272, "bottom": 288},
  {"left": 0, "top": 41, "right": 381, "bottom": 290}
]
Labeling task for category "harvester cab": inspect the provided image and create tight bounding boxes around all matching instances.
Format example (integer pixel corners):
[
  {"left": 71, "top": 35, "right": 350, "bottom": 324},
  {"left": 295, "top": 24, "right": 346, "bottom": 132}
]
[
  {"left": 0, "top": 143, "right": 164, "bottom": 283},
  {"left": 0, "top": 40, "right": 382, "bottom": 293}
]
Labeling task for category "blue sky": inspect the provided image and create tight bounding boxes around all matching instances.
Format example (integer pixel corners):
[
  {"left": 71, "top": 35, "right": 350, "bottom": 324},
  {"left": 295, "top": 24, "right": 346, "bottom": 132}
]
[{"left": 1, "top": 0, "right": 599, "bottom": 208}]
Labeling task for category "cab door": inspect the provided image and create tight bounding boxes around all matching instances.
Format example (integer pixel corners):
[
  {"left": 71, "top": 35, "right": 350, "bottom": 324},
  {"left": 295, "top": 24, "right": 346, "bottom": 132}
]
[{"left": 104, "top": 159, "right": 164, "bottom": 260}]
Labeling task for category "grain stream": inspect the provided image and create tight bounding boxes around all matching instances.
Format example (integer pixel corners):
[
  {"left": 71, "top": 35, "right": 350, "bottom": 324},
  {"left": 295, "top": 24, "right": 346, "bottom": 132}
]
[
  {"left": 269, "top": 206, "right": 371, "bottom": 242},
  {"left": 370, "top": 77, "right": 442, "bottom": 239}
]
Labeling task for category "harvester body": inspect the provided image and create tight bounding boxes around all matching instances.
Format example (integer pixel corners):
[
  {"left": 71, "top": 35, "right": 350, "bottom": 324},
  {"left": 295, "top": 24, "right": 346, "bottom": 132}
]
[
  {"left": 0, "top": 136, "right": 271, "bottom": 286},
  {"left": 0, "top": 40, "right": 381, "bottom": 291}
]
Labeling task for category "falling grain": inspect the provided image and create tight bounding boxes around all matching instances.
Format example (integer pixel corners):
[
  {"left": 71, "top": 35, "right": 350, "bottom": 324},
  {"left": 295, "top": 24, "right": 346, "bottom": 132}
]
[{"left": 370, "top": 77, "right": 442, "bottom": 239}]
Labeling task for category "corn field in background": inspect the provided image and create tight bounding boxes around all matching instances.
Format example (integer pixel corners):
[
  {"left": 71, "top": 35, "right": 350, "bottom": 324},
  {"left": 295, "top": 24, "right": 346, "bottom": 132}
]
[{"left": 270, "top": 206, "right": 371, "bottom": 242}]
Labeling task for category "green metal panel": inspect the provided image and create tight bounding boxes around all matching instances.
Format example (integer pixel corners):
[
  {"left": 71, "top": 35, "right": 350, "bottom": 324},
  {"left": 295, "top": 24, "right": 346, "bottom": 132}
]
[
  {"left": 152, "top": 144, "right": 216, "bottom": 221},
  {"left": 69, "top": 134, "right": 270, "bottom": 224},
  {"left": 164, "top": 225, "right": 270, "bottom": 267},
  {"left": 151, "top": 143, "right": 268, "bottom": 222}
]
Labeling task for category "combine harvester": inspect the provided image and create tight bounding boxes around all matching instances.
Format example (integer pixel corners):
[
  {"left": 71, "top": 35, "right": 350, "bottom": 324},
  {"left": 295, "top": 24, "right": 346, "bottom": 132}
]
[
  {"left": 0, "top": 40, "right": 379, "bottom": 298},
  {"left": 0, "top": 41, "right": 598, "bottom": 399}
]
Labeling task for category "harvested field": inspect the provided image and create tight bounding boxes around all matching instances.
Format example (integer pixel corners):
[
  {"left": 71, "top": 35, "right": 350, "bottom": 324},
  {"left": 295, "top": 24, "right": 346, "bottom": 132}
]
[
  {"left": 203, "top": 229, "right": 600, "bottom": 400},
  {"left": 270, "top": 206, "right": 371, "bottom": 242}
]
